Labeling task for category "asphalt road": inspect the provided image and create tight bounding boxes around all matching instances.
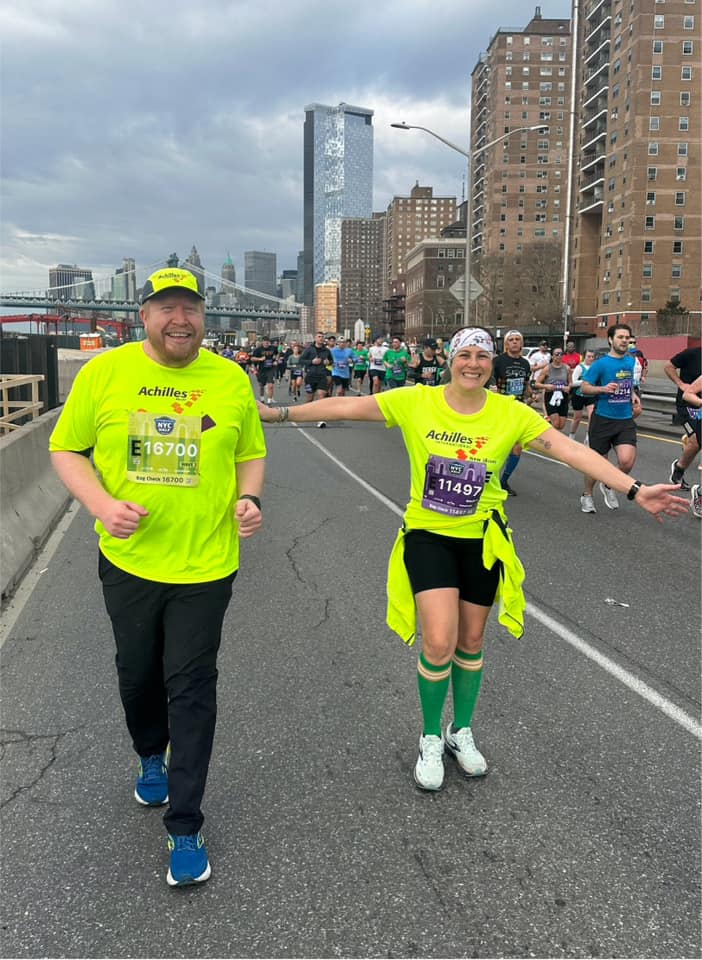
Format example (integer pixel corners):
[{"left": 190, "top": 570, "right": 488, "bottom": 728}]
[{"left": 1, "top": 384, "right": 700, "bottom": 959}]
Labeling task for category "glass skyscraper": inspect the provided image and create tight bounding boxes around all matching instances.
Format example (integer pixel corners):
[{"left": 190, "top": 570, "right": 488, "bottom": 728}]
[{"left": 303, "top": 102, "right": 374, "bottom": 306}]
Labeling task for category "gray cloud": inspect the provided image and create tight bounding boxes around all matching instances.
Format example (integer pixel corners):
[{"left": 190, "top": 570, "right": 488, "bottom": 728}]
[{"left": 1, "top": 0, "right": 569, "bottom": 290}]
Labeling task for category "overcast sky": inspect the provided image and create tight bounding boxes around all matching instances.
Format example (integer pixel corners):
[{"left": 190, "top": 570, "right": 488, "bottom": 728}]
[{"left": 1, "top": 0, "right": 569, "bottom": 294}]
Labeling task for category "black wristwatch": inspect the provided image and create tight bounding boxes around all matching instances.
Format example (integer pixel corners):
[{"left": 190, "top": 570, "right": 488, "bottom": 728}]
[
  {"left": 626, "top": 480, "right": 643, "bottom": 501},
  {"left": 239, "top": 494, "right": 262, "bottom": 510}
]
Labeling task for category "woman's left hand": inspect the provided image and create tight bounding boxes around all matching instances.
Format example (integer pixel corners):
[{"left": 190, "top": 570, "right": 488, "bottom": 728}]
[{"left": 635, "top": 483, "right": 691, "bottom": 522}]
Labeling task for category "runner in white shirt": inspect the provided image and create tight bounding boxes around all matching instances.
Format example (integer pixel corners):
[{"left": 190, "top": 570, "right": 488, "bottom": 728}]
[{"left": 368, "top": 336, "right": 388, "bottom": 395}]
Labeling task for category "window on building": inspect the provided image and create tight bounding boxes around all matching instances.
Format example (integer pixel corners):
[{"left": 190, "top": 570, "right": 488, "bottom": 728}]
[
  {"left": 683, "top": 40, "right": 694, "bottom": 54},
  {"left": 648, "top": 142, "right": 659, "bottom": 155},
  {"left": 680, "top": 91, "right": 691, "bottom": 106},
  {"left": 683, "top": 15, "right": 695, "bottom": 28},
  {"left": 643, "top": 264, "right": 653, "bottom": 278},
  {"left": 674, "top": 216, "right": 684, "bottom": 230},
  {"left": 676, "top": 166, "right": 687, "bottom": 181},
  {"left": 652, "top": 65, "right": 662, "bottom": 80},
  {"left": 652, "top": 39, "right": 663, "bottom": 53},
  {"left": 644, "top": 240, "right": 655, "bottom": 254},
  {"left": 649, "top": 116, "right": 660, "bottom": 130},
  {"left": 672, "top": 265, "right": 683, "bottom": 279},
  {"left": 675, "top": 191, "right": 686, "bottom": 205},
  {"left": 654, "top": 14, "right": 665, "bottom": 27},
  {"left": 673, "top": 240, "right": 683, "bottom": 254},
  {"left": 678, "top": 142, "right": 689, "bottom": 155},
  {"left": 681, "top": 66, "right": 692, "bottom": 80},
  {"left": 641, "top": 289, "right": 652, "bottom": 303},
  {"left": 646, "top": 191, "right": 656, "bottom": 204},
  {"left": 647, "top": 166, "right": 658, "bottom": 180},
  {"left": 650, "top": 90, "right": 661, "bottom": 105},
  {"left": 679, "top": 116, "right": 689, "bottom": 130},
  {"left": 645, "top": 216, "right": 656, "bottom": 229}
]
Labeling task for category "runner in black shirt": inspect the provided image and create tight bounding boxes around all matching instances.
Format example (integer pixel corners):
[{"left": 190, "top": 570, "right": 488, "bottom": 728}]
[
  {"left": 410, "top": 340, "right": 446, "bottom": 386},
  {"left": 492, "top": 330, "right": 532, "bottom": 496},
  {"left": 251, "top": 336, "right": 278, "bottom": 404},
  {"left": 664, "top": 346, "right": 701, "bottom": 489},
  {"left": 300, "top": 332, "right": 333, "bottom": 426}
]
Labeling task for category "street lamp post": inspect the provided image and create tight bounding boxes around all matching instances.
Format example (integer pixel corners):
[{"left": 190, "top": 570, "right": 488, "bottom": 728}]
[{"left": 391, "top": 122, "right": 548, "bottom": 329}]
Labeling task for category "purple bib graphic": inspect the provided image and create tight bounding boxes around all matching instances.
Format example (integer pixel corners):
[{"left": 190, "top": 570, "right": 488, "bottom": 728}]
[{"left": 422, "top": 456, "right": 487, "bottom": 516}]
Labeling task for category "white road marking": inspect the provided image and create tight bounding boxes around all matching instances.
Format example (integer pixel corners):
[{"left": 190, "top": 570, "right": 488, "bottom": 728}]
[{"left": 295, "top": 426, "right": 701, "bottom": 740}]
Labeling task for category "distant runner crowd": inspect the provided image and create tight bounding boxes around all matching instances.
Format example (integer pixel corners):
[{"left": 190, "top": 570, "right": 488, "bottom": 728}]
[{"left": 208, "top": 328, "right": 700, "bottom": 515}]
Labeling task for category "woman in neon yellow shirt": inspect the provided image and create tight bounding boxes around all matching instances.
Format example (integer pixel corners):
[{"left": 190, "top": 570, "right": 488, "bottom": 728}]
[{"left": 258, "top": 327, "right": 688, "bottom": 792}]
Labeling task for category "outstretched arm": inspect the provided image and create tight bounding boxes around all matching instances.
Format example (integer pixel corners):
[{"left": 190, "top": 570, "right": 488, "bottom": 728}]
[
  {"left": 257, "top": 394, "right": 386, "bottom": 424},
  {"left": 527, "top": 429, "right": 689, "bottom": 522}
]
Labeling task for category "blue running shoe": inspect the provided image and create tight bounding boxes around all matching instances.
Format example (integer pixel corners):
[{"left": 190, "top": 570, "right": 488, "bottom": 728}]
[
  {"left": 134, "top": 746, "right": 169, "bottom": 806},
  {"left": 166, "top": 832, "right": 211, "bottom": 887}
]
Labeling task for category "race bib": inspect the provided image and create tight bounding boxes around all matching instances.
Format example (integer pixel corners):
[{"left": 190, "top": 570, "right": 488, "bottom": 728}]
[
  {"left": 506, "top": 377, "right": 524, "bottom": 396},
  {"left": 127, "top": 412, "right": 201, "bottom": 486},
  {"left": 422, "top": 456, "right": 487, "bottom": 516},
  {"left": 392, "top": 364, "right": 404, "bottom": 378},
  {"left": 611, "top": 377, "right": 632, "bottom": 404},
  {"left": 687, "top": 407, "right": 701, "bottom": 421}
]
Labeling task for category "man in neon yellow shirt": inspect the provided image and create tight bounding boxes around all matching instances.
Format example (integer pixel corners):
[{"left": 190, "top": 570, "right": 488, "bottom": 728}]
[{"left": 49, "top": 268, "right": 266, "bottom": 886}]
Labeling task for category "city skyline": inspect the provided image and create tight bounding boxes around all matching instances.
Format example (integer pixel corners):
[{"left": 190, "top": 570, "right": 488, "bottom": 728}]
[{"left": 0, "top": 0, "right": 569, "bottom": 291}]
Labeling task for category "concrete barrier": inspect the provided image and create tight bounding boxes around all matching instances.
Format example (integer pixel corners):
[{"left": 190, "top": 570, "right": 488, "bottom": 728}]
[{"left": 1, "top": 408, "right": 72, "bottom": 604}]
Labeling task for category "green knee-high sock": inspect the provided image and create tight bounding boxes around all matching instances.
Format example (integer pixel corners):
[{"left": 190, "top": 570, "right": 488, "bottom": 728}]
[
  {"left": 451, "top": 649, "right": 484, "bottom": 730},
  {"left": 417, "top": 652, "right": 451, "bottom": 737}
]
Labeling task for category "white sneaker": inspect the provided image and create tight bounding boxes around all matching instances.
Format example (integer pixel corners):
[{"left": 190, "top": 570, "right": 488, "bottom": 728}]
[
  {"left": 317, "top": 421, "right": 327, "bottom": 429},
  {"left": 599, "top": 482, "right": 619, "bottom": 510},
  {"left": 580, "top": 494, "right": 596, "bottom": 513},
  {"left": 413, "top": 734, "right": 444, "bottom": 791},
  {"left": 691, "top": 484, "right": 702, "bottom": 519},
  {"left": 444, "top": 723, "right": 487, "bottom": 778}
]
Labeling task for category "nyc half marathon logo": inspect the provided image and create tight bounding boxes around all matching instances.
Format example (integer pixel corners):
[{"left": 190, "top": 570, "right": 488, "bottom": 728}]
[
  {"left": 154, "top": 416, "right": 176, "bottom": 436},
  {"left": 425, "top": 429, "right": 489, "bottom": 459}
]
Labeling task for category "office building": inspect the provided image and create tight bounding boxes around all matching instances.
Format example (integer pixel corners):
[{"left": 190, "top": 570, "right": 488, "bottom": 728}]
[
  {"left": 405, "top": 239, "right": 468, "bottom": 339},
  {"left": 469, "top": 7, "right": 572, "bottom": 331},
  {"left": 182, "top": 245, "right": 205, "bottom": 294},
  {"left": 570, "top": 0, "right": 701, "bottom": 333},
  {"left": 339, "top": 213, "right": 386, "bottom": 335},
  {"left": 303, "top": 102, "right": 374, "bottom": 307},
  {"left": 221, "top": 253, "right": 236, "bottom": 289},
  {"left": 279, "top": 269, "right": 298, "bottom": 301},
  {"left": 48, "top": 264, "right": 95, "bottom": 301},
  {"left": 245, "top": 251, "right": 277, "bottom": 299},
  {"left": 296, "top": 250, "right": 305, "bottom": 304},
  {"left": 314, "top": 282, "right": 339, "bottom": 333},
  {"left": 384, "top": 184, "right": 458, "bottom": 298}
]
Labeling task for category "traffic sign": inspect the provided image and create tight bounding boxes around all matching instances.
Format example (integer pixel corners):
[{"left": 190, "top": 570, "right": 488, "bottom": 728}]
[{"left": 450, "top": 274, "right": 484, "bottom": 303}]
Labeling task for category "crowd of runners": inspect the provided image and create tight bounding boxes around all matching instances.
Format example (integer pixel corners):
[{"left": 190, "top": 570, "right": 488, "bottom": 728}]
[{"left": 215, "top": 327, "right": 700, "bottom": 516}]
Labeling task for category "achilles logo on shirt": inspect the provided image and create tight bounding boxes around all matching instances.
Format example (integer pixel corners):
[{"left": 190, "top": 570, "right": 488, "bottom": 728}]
[
  {"left": 138, "top": 385, "right": 189, "bottom": 400},
  {"left": 426, "top": 430, "right": 474, "bottom": 444},
  {"left": 426, "top": 430, "right": 489, "bottom": 456}
]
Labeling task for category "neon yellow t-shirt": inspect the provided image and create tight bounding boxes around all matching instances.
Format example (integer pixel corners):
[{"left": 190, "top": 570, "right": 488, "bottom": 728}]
[
  {"left": 376, "top": 385, "right": 550, "bottom": 537},
  {"left": 49, "top": 342, "right": 266, "bottom": 583}
]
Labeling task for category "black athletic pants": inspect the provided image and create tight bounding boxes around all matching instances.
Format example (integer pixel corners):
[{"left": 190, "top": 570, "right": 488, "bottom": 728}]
[{"left": 98, "top": 552, "right": 236, "bottom": 835}]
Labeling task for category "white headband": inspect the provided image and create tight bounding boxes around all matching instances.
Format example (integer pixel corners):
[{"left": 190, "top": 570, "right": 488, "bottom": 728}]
[{"left": 447, "top": 328, "right": 495, "bottom": 362}]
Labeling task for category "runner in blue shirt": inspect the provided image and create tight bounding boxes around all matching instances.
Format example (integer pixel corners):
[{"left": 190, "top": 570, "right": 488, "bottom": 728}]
[
  {"left": 330, "top": 337, "right": 355, "bottom": 396},
  {"left": 579, "top": 323, "right": 641, "bottom": 513}
]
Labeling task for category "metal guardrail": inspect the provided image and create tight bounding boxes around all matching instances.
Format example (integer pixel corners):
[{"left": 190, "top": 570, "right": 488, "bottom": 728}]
[{"left": 0, "top": 374, "right": 44, "bottom": 433}]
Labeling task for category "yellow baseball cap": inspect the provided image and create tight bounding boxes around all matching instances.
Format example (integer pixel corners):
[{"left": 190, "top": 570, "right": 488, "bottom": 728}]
[{"left": 140, "top": 267, "right": 205, "bottom": 304}]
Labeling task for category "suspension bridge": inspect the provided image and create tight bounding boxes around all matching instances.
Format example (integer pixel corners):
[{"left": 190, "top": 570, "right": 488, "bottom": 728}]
[{"left": 0, "top": 257, "right": 304, "bottom": 339}]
